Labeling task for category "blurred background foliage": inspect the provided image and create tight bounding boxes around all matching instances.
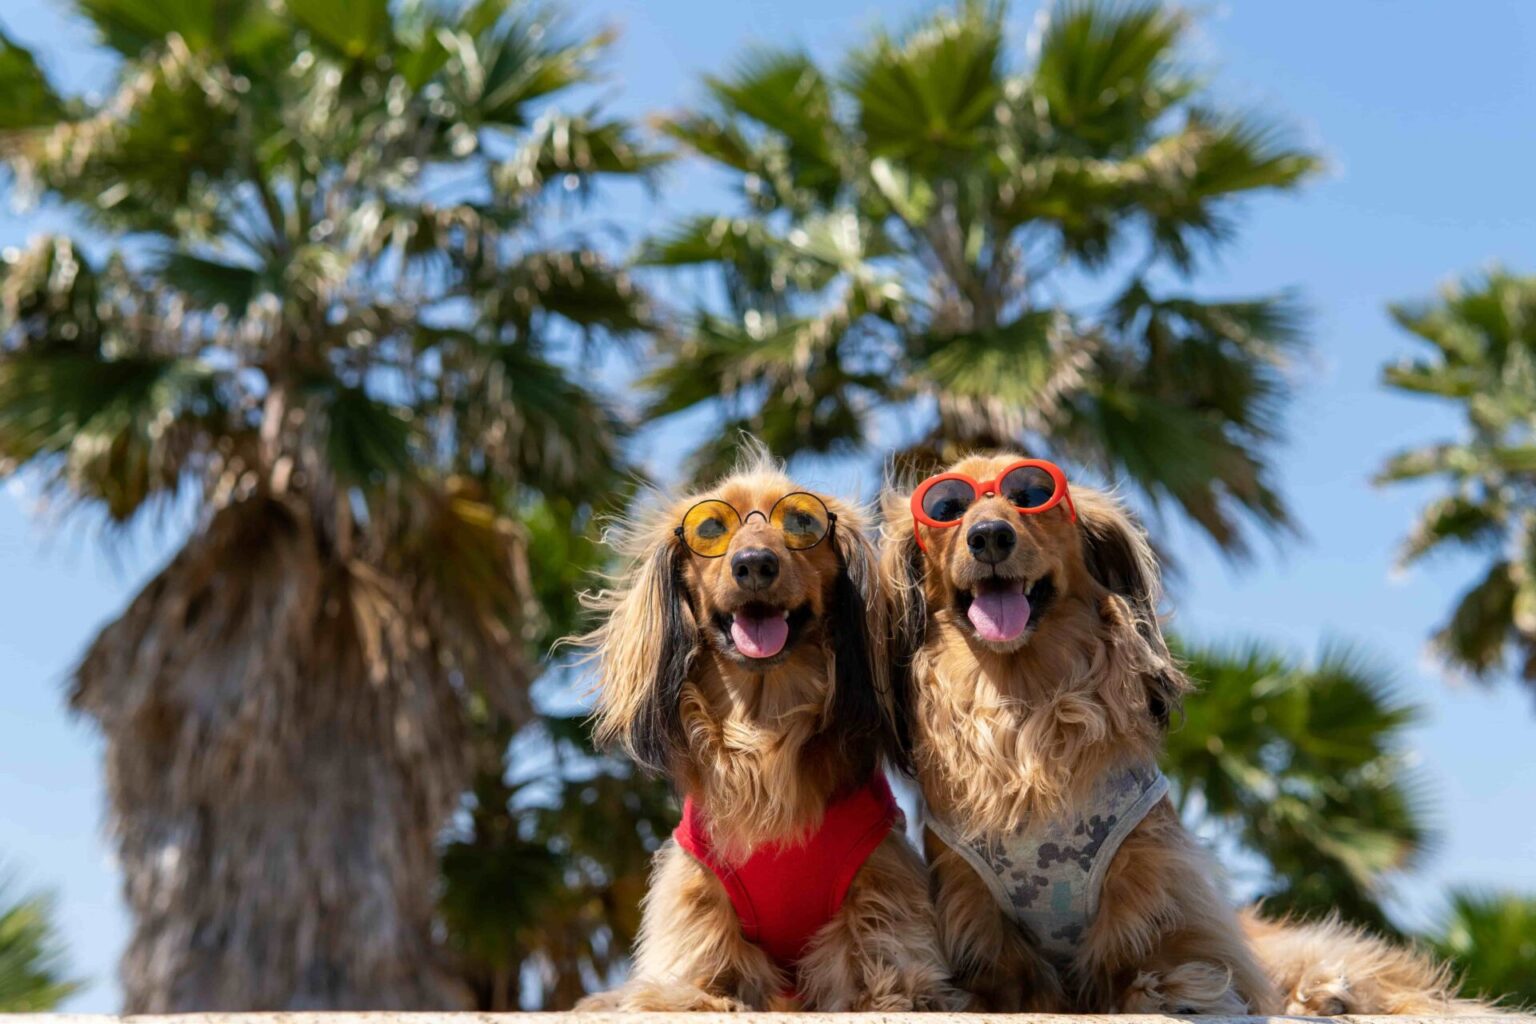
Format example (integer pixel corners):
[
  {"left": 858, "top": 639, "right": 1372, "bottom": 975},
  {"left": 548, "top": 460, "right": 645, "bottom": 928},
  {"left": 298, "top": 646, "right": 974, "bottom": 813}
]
[
  {"left": 0, "top": 0, "right": 1532, "bottom": 1011},
  {"left": 0, "top": 873, "right": 79, "bottom": 1012}
]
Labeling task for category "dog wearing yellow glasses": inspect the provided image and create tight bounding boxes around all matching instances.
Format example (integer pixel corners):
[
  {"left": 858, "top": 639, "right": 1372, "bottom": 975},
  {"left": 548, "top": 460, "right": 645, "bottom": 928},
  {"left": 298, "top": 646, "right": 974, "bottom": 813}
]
[
  {"left": 880, "top": 451, "right": 1274, "bottom": 1014},
  {"left": 573, "top": 445, "right": 959, "bottom": 1012}
]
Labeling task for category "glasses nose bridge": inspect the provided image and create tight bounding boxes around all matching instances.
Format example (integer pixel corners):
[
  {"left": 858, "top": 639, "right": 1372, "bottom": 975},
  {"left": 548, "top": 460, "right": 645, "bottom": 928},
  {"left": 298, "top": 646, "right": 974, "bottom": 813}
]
[{"left": 733, "top": 510, "right": 777, "bottom": 550}]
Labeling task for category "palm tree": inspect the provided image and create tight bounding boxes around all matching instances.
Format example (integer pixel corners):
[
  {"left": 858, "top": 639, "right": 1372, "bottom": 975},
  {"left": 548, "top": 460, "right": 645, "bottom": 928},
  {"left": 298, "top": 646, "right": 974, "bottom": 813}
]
[
  {"left": 643, "top": 0, "right": 1320, "bottom": 555},
  {"left": 0, "top": 0, "right": 654, "bottom": 1010},
  {"left": 1165, "top": 639, "right": 1431, "bottom": 935},
  {"left": 1426, "top": 889, "right": 1536, "bottom": 1006},
  {"left": 1377, "top": 270, "right": 1536, "bottom": 694},
  {"left": 438, "top": 495, "right": 676, "bottom": 1010},
  {"left": 0, "top": 874, "right": 79, "bottom": 1012}
]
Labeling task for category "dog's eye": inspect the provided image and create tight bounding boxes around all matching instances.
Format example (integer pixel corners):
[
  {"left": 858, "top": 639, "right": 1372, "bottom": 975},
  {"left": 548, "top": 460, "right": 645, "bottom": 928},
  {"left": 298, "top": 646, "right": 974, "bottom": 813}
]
[{"left": 696, "top": 517, "right": 726, "bottom": 538}]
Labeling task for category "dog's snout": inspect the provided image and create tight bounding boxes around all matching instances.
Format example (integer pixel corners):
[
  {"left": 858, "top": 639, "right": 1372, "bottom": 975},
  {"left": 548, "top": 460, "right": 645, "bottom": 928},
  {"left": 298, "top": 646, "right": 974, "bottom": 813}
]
[
  {"left": 967, "top": 519, "right": 1017, "bottom": 564},
  {"left": 731, "top": 547, "right": 780, "bottom": 591}
]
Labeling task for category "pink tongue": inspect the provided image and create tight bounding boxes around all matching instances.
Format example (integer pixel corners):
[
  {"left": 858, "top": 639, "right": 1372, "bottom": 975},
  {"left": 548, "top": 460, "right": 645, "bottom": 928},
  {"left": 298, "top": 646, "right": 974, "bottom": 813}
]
[
  {"left": 730, "top": 613, "right": 790, "bottom": 659},
  {"left": 967, "top": 589, "right": 1031, "bottom": 643}
]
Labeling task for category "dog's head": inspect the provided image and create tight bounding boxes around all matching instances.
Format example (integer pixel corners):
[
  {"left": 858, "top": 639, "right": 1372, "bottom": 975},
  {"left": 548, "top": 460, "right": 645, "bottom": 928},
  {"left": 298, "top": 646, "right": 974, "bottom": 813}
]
[
  {"left": 580, "top": 449, "right": 900, "bottom": 779},
  {"left": 882, "top": 452, "right": 1186, "bottom": 729}
]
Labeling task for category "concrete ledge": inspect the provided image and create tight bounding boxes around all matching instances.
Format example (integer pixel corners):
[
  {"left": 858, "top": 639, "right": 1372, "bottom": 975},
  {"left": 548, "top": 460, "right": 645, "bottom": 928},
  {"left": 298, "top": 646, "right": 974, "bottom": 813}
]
[{"left": 12, "top": 1014, "right": 1532, "bottom": 1024}]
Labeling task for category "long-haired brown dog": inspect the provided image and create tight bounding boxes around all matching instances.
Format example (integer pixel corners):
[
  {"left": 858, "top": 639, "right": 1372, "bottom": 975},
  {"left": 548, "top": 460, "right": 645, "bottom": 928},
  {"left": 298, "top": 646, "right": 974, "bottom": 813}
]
[
  {"left": 881, "top": 452, "right": 1274, "bottom": 1013},
  {"left": 573, "top": 449, "right": 959, "bottom": 1012},
  {"left": 883, "top": 451, "right": 1507, "bottom": 1015}
]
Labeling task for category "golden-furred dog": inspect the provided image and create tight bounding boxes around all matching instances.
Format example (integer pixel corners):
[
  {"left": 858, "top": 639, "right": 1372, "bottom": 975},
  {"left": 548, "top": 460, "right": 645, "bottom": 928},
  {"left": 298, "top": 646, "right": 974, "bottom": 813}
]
[
  {"left": 882, "top": 451, "right": 1509, "bottom": 1016},
  {"left": 573, "top": 449, "right": 959, "bottom": 1012},
  {"left": 881, "top": 452, "right": 1274, "bottom": 1013}
]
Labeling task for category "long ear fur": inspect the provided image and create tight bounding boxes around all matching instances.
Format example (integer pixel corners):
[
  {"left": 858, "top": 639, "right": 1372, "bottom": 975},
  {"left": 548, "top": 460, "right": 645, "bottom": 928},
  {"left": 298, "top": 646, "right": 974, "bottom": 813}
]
[
  {"left": 579, "top": 531, "right": 695, "bottom": 774},
  {"left": 826, "top": 503, "right": 912, "bottom": 773},
  {"left": 1076, "top": 489, "right": 1190, "bottom": 727},
  {"left": 876, "top": 486, "right": 928, "bottom": 771}
]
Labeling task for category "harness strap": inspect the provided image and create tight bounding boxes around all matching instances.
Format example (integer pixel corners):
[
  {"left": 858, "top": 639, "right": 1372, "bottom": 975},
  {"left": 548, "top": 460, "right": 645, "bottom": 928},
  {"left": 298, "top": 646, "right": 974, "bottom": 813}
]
[{"left": 926, "top": 763, "right": 1169, "bottom": 962}]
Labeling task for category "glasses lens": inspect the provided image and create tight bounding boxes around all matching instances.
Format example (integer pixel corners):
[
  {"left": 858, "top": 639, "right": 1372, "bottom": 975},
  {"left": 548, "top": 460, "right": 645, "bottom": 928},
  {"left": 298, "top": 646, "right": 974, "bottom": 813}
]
[
  {"left": 920, "top": 478, "right": 976, "bottom": 523},
  {"left": 681, "top": 500, "right": 739, "bottom": 557},
  {"left": 771, "top": 492, "right": 830, "bottom": 550},
  {"left": 1000, "top": 465, "right": 1058, "bottom": 511}
]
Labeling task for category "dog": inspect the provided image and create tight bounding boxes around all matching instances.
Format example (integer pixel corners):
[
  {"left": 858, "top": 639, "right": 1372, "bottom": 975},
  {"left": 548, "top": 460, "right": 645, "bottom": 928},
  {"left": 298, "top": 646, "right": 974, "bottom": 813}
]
[
  {"left": 881, "top": 452, "right": 1276, "bottom": 1013},
  {"left": 572, "top": 448, "right": 960, "bottom": 1012}
]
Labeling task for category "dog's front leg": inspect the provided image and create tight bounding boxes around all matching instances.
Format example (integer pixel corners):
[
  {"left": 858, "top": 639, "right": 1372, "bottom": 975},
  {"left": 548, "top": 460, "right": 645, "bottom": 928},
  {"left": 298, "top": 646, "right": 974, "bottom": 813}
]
[
  {"left": 1082, "top": 807, "right": 1279, "bottom": 1014},
  {"left": 577, "top": 841, "right": 785, "bottom": 1012},
  {"left": 796, "top": 834, "right": 968, "bottom": 1012},
  {"left": 925, "top": 831, "right": 1065, "bottom": 1011}
]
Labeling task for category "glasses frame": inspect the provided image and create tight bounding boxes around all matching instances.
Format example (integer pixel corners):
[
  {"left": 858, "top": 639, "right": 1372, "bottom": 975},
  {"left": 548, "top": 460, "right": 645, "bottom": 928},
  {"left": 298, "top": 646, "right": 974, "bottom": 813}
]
[
  {"left": 673, "top": 491, "right": 837, "bottom": 558},
  {"left": 909, "top": 459, "right": 1076, "bottom": 552}
]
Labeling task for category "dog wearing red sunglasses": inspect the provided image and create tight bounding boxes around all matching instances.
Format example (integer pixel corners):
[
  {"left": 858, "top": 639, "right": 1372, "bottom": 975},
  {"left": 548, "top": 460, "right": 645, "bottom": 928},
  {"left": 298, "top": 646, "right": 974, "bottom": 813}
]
[
  {"left": 881, "top": 452, "right": 1276, "bottom": 1013},
  {"left": 572, "top": 446, "right": 959, "bottom": 1012}
]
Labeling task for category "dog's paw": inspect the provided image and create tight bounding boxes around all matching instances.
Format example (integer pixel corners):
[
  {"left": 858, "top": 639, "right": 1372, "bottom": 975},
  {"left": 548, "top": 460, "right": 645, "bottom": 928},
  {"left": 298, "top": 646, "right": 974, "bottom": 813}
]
[
  {"left": 1120, "top": 962, "right": 1249, "bottom": 1015},
  {"left": 572, "top": 990, "right": 624, "bottom": 1011},
  {"left": 852, "top": 992, "right": 917, "bottom": 1012},
  {"left": 916, "top": 983, "right": 975, "bottom": 1012},
  {"left": 1285, "top": 971, "right": 1352, "bottom": 1016},
  {"left": 603, "top": 979, "right": 752, "bottom": 1012}
]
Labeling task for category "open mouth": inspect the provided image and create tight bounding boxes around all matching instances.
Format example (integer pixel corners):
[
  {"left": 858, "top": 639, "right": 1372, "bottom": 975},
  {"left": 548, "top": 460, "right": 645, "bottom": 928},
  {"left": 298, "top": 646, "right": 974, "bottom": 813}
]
[
  {"left": 953, "top": 574, "right": 1056, "bottom": 644},
  {"left": 713, "top": 602, "right": 814, "bottom": 661}
]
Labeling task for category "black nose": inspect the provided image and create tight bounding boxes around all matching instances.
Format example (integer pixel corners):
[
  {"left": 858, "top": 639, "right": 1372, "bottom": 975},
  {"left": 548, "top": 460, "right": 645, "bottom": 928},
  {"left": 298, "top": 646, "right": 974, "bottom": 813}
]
[
  {"left": 731, "top": 547, "right": 780, "bottom": 591},
  {"left": 967, "top": 519, "right": 1016, "bottom": 564}
]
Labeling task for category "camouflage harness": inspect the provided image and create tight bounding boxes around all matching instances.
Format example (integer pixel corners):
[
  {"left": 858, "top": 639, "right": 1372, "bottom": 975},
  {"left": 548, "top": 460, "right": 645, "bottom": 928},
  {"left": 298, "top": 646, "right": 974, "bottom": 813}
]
[{"left": 926, "top": 762, "right": 1169, "bottom": 962}]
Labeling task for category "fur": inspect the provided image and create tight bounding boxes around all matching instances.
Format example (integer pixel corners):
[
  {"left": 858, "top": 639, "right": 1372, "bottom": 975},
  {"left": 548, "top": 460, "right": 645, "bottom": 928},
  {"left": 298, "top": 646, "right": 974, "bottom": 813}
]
[
  {"left": 883, "top": 452, "right": 1271, "bottom": 1013},
  {"left": 1242, "top": 909, "right": 1506, "bottom": 1015},
  {"left": 572, "top": 445, "right": 959, "bottom": 1011}
]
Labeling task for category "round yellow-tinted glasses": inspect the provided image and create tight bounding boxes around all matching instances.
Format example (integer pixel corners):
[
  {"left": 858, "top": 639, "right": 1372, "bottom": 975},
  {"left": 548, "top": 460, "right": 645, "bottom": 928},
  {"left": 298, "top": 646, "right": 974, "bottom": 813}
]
[{"left": 675, "top": 492, "right": 835, "bottom": 557}]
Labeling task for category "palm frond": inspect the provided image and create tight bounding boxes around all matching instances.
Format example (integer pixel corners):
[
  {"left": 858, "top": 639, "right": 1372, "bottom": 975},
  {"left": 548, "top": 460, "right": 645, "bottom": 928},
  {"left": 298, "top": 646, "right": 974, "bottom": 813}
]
[
  {"left": 1029, "top": 0, "right": 1194, "bottom": 157},
  {"left": 846, "top": 0, "right": 1006, "bottom": 164},
  {"left": 478, "top": 250, "right": 651, "bottom": 339},
  {"left": 290, "top": 0, "right": 392, "bottom": 63},
  {"left": 0, "top": 33, "right": 65, "bottom": 134},
  {"left": 0, "top": 351, "right": 225, "bottom": 519},
  {"left": 1433, "top": 560, "right": 1519, "bottom": 679},
  {"left": 0, "top": 875, "right": 79, "bottom": 1012},
  {"left": 1428, "top": 890, "right": 1536, "bottom": 1005},
  {"left": 155, "top": 251, "right": 263, "bottom": 312},
  {"left": 704, "top": 49, "right": 841, "bottom": 200},
  {"left": 440, "top": 7, "right": 605, "bottom": 130},
  {"left": 1167, "top": 637, "right": 1431, "bottom": 932},
  {"left": 76, "top": 0, "right": 237, "bottom": 57},
  {"left": 494, "top": 111, "right": 663, "bottom": 202}
]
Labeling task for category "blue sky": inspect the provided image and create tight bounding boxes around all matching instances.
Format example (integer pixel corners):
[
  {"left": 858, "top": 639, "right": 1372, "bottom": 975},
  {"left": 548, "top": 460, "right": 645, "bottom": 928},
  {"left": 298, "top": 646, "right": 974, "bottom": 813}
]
[{"left": 4, "top": 0, "right": 1536, "bottom": 1011}]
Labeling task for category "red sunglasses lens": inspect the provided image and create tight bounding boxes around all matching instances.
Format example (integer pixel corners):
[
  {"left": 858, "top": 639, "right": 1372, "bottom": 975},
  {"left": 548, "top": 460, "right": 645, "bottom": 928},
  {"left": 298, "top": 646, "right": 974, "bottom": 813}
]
[
  {"left": 920, "top": 478, "right": 976, "bottom": 523},
  {"left": 1000, "top": 465, "right": 1056, "bottom": 510}
]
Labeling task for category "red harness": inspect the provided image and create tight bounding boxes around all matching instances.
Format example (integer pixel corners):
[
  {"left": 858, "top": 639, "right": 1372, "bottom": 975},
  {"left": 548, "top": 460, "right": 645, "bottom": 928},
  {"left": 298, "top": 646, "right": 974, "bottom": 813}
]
[{"left": 673, "top": 774, "right": 900, "bottom": 970}]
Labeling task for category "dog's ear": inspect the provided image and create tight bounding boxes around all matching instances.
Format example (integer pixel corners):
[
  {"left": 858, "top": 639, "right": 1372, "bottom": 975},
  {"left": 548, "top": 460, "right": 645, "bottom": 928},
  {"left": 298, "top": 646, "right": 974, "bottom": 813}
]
[
  {"left": 876, "top": 486, "right": 928, "bottom": 766},
  {"left": 584, "top": 537, "right": 694, "bottom": 774},
  {"left": 826, "top": 503, "right": 912, "bottom": 773},
  {"left": 878, "top": 487, "right": 929, "bottom": 665},
  {"left": 1076, "top": 489, "right": 1190, "bottom": 728}
]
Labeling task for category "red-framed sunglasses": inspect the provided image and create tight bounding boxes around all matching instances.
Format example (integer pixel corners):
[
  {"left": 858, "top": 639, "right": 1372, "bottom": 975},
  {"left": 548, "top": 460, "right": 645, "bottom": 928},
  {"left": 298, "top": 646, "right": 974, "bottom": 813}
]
[{"left": 910, "top": 459, "right": 1077, "bottom": 552}]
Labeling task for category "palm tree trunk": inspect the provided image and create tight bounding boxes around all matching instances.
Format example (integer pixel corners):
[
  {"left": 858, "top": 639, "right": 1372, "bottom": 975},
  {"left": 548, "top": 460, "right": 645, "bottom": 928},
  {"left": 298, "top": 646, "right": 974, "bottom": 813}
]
[{"left": 72, "top": 498, "right": 472, "bottom": 1011}]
